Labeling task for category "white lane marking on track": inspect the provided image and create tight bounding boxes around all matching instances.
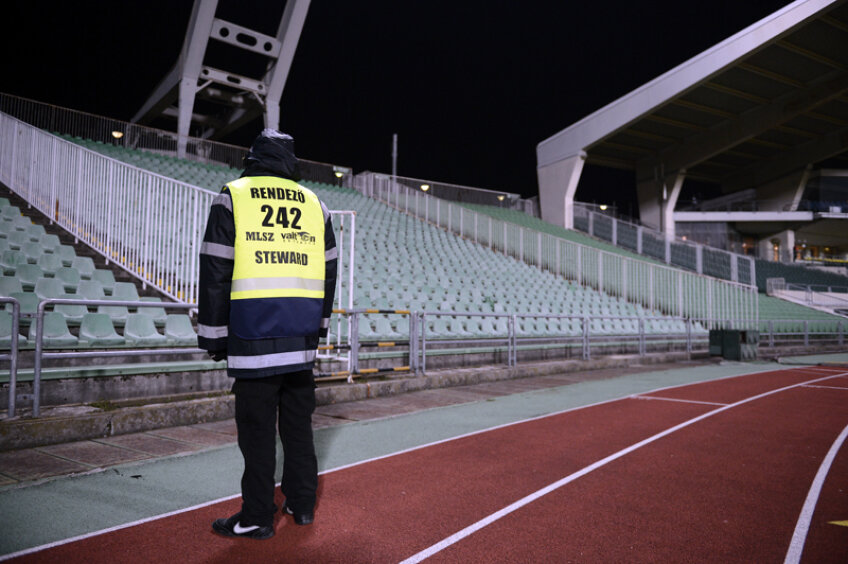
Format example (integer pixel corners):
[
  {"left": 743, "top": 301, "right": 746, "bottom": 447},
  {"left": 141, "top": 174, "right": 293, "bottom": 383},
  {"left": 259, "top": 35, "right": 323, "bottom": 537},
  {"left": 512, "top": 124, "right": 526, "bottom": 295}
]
[
  {"left": 0, "top": 493, "right": 243, "bottom": 562},
  {"left": 0, "top": 364, "right": 810, "bottom": 562},
  {"left": 398, "top": 371, "right": 848, "bottom": 564},
  {"left": 632, "top": 395, "right": 729, "bottom": 407},
  {"left": 802, "top": 384, "right": 848, "bottom": 391},
  {"left": 784, "top": 423, "right": 848, "bottom": 564}
]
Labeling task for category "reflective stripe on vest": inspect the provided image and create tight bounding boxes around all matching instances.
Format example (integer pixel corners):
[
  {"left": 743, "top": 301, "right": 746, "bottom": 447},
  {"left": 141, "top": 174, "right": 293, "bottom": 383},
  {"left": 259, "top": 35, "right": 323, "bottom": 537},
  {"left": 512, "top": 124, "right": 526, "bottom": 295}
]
[
  {"left": 227, "top": 349, "right": 317, "bottom": 370},
  {"left": 227, "top": 177, "right": 326, "bottom": 302}
]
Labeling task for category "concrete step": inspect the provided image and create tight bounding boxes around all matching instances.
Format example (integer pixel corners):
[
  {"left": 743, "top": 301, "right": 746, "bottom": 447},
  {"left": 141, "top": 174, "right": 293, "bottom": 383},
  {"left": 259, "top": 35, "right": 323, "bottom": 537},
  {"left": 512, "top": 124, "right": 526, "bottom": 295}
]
[{"left": 0, "top": 351, "right": 705, "bottom": 451}]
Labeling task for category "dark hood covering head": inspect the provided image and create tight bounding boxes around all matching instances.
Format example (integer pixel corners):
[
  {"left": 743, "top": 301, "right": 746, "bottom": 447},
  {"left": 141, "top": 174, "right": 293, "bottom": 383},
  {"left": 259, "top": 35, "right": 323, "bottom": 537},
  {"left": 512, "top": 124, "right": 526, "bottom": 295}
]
[{"left": 241, "top": 129, "right": 301, "bottom": 181}]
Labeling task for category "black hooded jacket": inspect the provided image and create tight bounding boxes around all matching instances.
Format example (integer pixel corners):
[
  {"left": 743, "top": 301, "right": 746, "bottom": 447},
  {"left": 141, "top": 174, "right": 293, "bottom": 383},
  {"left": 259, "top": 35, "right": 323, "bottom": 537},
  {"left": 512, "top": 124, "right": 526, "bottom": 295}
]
[{"left": 197, "top": 131, "right": 337, "bottom": 378}]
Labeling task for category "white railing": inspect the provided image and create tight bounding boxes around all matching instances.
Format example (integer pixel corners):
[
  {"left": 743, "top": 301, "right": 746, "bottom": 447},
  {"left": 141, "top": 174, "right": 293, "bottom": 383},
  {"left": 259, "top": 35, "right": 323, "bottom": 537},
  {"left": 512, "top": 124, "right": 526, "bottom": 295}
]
[
  {"left": 356, "top": 172, "right": 759, "bottom": 330},
  {"left": 0, "top": 92, "right": 355, "bottom": 187},
  {"left": 572, "top": 202, "right": 757, "bottom": 286},
  {"left": 0, "top": 112, "right": 355, "bottom": 309}
]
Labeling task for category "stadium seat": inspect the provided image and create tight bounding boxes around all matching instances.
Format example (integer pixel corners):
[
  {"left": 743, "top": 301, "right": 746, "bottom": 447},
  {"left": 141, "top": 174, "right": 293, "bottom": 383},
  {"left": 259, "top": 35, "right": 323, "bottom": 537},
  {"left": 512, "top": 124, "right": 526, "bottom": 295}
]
[
  {"left": 97, "top": 304, "right": 129, "bottom": 324},
  {"left": 91, "top": 269, "right": 116, "bottom": 293},
  {"left": 28, "top": 312, "right": 78, "bottom": 348},
  {"left": 15, "top": 264, "right": 44, "bottom": 292},
  {"left": 21, "top": 241, "right": 44, "bottom": 263},
  {"left": 0, "top": 310, "right": 26, "bottom": 349},
  {"left": 112, "top": 282, "right": 140, "bottom": 301},
  {"left": 0, "top": 276, "right": 23, "bottom": 296},
  {"left": 39, "top": 233, "right": 61, "bottom": 253},
  {"left": 78, "top": 313, "right": 124, "bottom": 346},
  {"left": 374, "top": 316, "right": 402, "bottom": 340},
  {"left": 34, "top": 277, "right": 66, "bottom": 300},
  {"left": 55, "top": 244, "right": 77, "bottom": 267},
  {"left": 6, "top": 231, "right": 27, "bottom": 250},
  {"left": 25, "top": 224, "right": 46, "bottom": 242},
  {"left": 37, "top": 253, "right": 63, "bottom": 275},
  {"left": 54, "top": 294, "right": 89, "bottom": 325},
  {"left": 0, "top": 206, "right": 21, "bottom": 221},
  {"left": 137, "top": 297, "right": 167, "bottom": 326},
  {"left": 0, "top": 249, "right": 27, "bottom": 274},
  {"left": 123, "top": 313, "right": 167, "bottom": 346},
  {"left": 54, "top": 266, "right": 81, "bottom": 292},
  {"left": 77, "top": 279, "right": 106, "bottom": 300},
  {"left": 9, "top": 292, "right": 38, "bottom": 317},
  {"left": 164, "top": 314, "right": 197, "bottom": 346},
  {"left": 71, "top": 256, "right": 96, "bottom": 279}
]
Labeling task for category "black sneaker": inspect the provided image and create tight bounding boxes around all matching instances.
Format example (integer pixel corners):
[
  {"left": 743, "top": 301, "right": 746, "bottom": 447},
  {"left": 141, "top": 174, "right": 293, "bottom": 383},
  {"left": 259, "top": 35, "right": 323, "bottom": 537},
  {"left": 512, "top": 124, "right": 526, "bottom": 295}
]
[
  {"left": 212, "top": 512, "right": 274, "bottom": 540},
  {"left": 283, "top": 501, "right": 314, "bottom": 525}
]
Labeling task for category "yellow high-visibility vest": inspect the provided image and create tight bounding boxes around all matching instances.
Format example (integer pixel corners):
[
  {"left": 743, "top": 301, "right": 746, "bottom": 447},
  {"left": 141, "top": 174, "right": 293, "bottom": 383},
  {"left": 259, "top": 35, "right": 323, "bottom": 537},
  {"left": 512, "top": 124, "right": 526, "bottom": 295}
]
[{"left": 225, "top": 176, "right": 326, "bottom": 338}]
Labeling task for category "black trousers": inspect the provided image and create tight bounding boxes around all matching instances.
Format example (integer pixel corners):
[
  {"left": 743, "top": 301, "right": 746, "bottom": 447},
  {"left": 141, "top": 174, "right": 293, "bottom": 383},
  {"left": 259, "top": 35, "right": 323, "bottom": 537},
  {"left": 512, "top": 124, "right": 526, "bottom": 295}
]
[{"left": 233, "top": 369, "right": 317, "bottom": 527}]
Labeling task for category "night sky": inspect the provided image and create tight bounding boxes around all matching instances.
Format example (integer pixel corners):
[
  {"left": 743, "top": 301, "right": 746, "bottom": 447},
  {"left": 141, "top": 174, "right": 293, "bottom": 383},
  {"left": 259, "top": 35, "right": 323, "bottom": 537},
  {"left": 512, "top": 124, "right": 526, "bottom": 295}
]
[{"left": 2, "top": 0, "right": 794, "bottom": 205}]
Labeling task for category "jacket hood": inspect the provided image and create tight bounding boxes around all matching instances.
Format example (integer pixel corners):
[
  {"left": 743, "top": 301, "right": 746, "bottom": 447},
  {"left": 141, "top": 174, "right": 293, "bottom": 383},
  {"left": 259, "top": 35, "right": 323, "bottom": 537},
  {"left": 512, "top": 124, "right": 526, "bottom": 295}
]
[{"left": 241, "top": 129, "right": 301, "bottom": 181}]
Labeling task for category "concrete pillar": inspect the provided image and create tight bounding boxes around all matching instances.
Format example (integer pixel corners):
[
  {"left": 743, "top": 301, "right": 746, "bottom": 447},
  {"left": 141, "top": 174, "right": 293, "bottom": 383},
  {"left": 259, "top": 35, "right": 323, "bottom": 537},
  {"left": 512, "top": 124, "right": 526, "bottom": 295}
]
[
  {"left": 758, "top": 229, "right": 795, "bottom": 263},
  {"left": 637, "top": 170, "right": 685, "bottom": 236},
  {"left": 177, "top": 78, "right": 197, "bottom": 159},
  {"left": 537, "top": 152, "right": 586, "bottom": 229},
  {"left": 663, "top": 172, "right": 685, "bottom": 239}
]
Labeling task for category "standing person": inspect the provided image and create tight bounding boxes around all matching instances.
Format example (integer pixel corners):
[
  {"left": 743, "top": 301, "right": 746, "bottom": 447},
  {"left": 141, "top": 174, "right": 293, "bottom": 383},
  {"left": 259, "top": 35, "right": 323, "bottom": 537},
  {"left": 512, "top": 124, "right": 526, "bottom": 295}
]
[{"left": 198, "top": 129, "right": 337, "bottom": 540}]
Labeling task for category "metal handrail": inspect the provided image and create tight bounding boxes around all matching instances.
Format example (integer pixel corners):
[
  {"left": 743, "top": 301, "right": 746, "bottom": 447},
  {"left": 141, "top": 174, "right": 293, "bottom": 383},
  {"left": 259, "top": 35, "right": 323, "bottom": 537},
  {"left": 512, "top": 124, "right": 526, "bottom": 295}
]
[
  {"left": 1, "top": 297, "right": 20, "bottom": 418},
  {"left": 29, "top": 298, "right": 201, "bottom": 417}
]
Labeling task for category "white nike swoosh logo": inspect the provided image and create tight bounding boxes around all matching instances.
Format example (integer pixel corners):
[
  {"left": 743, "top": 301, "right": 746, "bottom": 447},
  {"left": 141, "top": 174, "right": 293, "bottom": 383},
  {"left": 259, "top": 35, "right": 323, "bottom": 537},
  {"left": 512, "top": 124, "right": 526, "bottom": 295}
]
[{"left": 233, "top": 522, "right": 260, "bottom": 534}]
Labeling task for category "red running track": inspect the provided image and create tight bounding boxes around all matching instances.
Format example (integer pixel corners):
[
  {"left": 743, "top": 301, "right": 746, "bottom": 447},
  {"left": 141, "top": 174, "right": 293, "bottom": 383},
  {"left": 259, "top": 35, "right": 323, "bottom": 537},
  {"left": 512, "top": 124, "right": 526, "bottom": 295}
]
[{"left": 10, "top": 366, "right": 848, "bottom": 563}]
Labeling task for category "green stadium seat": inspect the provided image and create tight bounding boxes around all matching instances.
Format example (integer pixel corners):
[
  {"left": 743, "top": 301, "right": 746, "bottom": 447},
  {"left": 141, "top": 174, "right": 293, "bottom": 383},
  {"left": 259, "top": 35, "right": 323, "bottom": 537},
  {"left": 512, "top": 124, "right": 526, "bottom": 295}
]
[
  {"left": 77, "top": 279, "right": 106, "bottom": 300},
  {"left": 21, "top": 241, "right": 44, "bottom": 263},
  {"left": 71, "top": 256, "right": 96, "bottom": 279},
  {"left": 0, "top": 310, "right": 26, "bottom": 349},
  {"left": 78, "top": 313, "right": 124, "bottom": 346},
  {"left": 16, "top": 264, "right": 43, "bottom": 291},
  {"left": 97, "top": 304, "right": 128, "bottom": 324},
  {"left": 123, "top": 313, "right": 167, "bottom": 346},
  {"left": 137, "top": 297, "right": 167, "bottom": 326},
  {"left": 55, "top": 244, "right": 77, "bottom": 267},
  {"left": 34, "top": 277, "right": 65, "bottom": 300},
  {"left": 1, "top": 206, "right": 21, "bottom": 220},
  {"left": 25, "top": 224, "right": 46, "bottom": 242},
  {"left": 6, "top": 231, "right": 27, "bottom": 250},
  {"left": 0, "top": 276, "right": 23, "bottom": 296},
  {"left": 28, "top": 312, "right": 78, "bottom": 348},
  {"left": 54, "top": 266, "right": 81, "bottom": 292},
  {"left": 8, "top": 292, "right": 38, "bottom": 317},
  {"left": 11, "top": 215, "right": 31, "bottom": 232},
  {"left": 0, "top": 249, "right": 27, "bottom": 274},
  {"left": 37, "top": 253, "right": 63, "bottom": 275},
  {"left": 39, "top": 233, "right": 61, "bottom": 253},
  {"left": 91, "top": 269, "right": 116, "bottom": 293},
  {"left": 54, "top": 294, "right": 89, "bottom": 325},
  {"left": 112, "top": 282, "right": 139, "bottom": 301},
  {"left": 164, "top": 314, "right": 197, "bottom": 346},
  {"left": 374, "top": 317, "right": 402, "bottom": 339}
]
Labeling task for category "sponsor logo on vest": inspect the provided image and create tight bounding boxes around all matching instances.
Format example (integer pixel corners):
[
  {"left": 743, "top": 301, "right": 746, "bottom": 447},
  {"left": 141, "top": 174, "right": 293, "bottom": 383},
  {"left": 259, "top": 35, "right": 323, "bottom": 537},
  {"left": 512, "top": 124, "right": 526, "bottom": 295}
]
[
  {"left": 255, "top": 250, "right": 309, "bottom": 265},
  {"left": 246, "top": 231, "right": 275, "bottom": 241}
]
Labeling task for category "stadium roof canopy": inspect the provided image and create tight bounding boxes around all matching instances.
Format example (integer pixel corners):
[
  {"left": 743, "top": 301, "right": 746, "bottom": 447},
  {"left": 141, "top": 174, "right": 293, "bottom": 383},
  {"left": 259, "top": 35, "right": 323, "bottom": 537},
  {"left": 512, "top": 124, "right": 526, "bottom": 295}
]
[{"left": 536, "top": 0, "right": 848, "bottom": 230}]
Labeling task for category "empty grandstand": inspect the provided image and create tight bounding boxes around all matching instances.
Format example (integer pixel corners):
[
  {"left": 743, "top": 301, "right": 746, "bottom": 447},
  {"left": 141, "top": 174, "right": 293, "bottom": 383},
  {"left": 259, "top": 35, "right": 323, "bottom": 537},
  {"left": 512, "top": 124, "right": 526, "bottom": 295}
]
[{"left": 1, "top": 0, "right": 847, "bottom": 433}]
